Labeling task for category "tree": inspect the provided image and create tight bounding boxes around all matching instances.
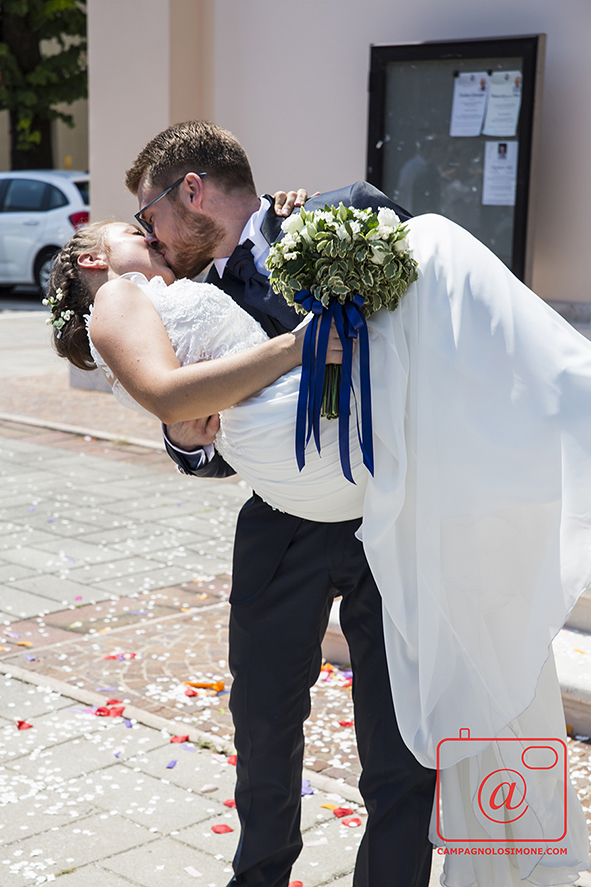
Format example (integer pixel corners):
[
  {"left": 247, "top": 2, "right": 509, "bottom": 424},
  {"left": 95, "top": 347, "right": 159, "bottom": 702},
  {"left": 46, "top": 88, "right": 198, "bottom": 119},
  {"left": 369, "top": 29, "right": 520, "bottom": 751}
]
[{"left": 0, "top": 0, "right": 87, "bottom": 170}]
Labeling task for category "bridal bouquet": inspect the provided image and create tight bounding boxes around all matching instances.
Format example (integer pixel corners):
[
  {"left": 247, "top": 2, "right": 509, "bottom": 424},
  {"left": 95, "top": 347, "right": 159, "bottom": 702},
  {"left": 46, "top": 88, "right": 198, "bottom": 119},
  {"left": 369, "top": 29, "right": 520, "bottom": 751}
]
[{"left": 266, "top": 204, "right": 418, "bottom": 482}]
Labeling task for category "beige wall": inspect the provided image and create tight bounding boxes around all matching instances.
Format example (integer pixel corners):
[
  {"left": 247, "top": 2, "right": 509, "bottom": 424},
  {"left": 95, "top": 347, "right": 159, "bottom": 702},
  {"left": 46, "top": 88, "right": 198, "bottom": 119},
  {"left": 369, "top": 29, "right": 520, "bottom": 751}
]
[
  {"left": 87, "top": 0, "right": 591, "bottom": 302},
  {"left": 207, "top": 0, "right": 591, "bottom": 303},
  {"left": 87, "top": 0, "right": 213, "bottom": 222}
]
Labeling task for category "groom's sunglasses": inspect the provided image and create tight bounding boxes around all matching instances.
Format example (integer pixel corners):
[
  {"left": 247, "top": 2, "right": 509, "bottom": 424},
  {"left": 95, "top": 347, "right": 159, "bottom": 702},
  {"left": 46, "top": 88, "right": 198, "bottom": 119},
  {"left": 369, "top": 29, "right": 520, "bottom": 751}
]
[{"left": 134, "top": 172, "right": 207, "bottom": 235}]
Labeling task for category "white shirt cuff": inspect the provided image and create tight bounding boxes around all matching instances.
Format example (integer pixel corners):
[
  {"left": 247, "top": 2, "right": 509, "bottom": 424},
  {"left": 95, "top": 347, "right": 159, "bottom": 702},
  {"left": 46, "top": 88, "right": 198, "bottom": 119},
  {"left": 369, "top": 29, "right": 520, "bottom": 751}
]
[{"left": 162, "top": 424, "right": 215, "bottom": 462}]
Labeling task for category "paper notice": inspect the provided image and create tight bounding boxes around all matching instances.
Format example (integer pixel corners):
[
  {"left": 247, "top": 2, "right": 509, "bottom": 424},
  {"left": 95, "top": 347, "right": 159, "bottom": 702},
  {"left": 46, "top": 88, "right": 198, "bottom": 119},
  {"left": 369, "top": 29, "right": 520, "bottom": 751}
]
[
  {"left": 482, "top": 71, "right": 522, "bottom": 137},
  {"left": 449, "top": 72, "right": 490, "bottom": 137},
  {"left": 482, "top": 141, "right": 519, "bottom": 206}
]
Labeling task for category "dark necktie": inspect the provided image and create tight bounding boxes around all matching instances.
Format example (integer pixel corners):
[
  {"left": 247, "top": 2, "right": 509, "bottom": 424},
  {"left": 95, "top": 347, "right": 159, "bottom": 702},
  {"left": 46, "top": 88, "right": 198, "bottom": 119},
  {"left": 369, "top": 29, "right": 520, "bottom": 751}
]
[{"left": 224, "top": 228, "right": 300, "bottom": 330}]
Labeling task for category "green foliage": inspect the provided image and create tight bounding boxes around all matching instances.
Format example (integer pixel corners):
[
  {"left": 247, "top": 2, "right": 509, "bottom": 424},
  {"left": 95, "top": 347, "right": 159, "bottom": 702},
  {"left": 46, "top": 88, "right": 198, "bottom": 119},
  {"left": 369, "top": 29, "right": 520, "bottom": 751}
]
[
  {"left": 0, "top": 0, "right": 87, "bottom": 156},
  {"left": 266, "top": 204, "right": 419, "bottom": 319}
]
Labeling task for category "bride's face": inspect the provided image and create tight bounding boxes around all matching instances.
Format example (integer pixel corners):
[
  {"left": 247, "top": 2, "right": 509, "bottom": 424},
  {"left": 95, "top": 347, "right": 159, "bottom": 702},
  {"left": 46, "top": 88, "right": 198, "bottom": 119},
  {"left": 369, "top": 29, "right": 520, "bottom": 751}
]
[{"left": 105, "top": 224, "right": 175, "bottom": 284}]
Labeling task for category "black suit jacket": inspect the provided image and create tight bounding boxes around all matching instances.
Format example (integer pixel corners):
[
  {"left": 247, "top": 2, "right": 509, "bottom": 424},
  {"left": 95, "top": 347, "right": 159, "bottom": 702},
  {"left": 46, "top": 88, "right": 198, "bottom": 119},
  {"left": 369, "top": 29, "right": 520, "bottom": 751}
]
[{"left": 164, "top": 181, "right": 410, "bottom": 481}]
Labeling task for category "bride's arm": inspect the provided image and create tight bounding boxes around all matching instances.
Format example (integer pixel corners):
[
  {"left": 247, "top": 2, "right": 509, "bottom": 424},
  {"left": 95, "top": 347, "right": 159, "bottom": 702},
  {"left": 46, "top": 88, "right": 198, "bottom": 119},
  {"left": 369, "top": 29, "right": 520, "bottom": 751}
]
[{"left": 90, "top": 278, "right": 321, "bottom": 424}]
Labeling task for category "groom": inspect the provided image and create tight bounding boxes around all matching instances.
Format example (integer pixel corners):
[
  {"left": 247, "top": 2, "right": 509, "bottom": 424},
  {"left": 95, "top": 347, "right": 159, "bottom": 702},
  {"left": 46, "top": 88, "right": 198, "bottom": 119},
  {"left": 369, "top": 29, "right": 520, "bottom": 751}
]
[{"left": 126, "top": 121, "right": 436, "bottom": 887}]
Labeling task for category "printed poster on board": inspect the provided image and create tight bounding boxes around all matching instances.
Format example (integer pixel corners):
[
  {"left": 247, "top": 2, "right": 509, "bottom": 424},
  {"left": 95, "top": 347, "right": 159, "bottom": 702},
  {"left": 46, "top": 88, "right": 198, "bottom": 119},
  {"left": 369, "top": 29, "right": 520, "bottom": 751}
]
[
  {"left": 449, "top": 72, "right": 490, "bottom": 137},
  {"left": 482, "top": 141, "right": 519, "bottom": 205},
  {"left": 482, "top": 71, "right": 523, "bottom": 137}
]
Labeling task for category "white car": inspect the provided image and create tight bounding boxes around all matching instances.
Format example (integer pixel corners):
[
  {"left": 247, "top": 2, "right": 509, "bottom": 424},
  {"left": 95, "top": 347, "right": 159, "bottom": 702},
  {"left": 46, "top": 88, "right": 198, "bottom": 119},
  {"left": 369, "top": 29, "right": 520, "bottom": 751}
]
[{"left": 0, "top": 170, "right": 90, "bottom": 292}]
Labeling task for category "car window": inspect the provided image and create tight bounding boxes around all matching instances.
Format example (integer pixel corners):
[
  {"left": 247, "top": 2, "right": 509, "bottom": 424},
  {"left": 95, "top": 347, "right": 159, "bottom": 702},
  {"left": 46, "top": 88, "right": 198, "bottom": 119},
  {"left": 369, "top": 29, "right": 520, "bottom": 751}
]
[
  {"left": 47, "top": 185, "right": 68, "bottom": 209},
  {"left": 2, "top": 179, "right": 47, "bottom": 212},
  {"left": 74, "top": 180, "right": 89, "bottom": 205}
]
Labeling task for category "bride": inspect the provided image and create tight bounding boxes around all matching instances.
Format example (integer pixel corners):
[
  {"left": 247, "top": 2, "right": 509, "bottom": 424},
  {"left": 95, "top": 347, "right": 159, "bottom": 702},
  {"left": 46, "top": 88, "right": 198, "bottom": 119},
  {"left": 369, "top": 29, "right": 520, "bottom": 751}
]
[{"left": 47, "top": 213, "right": 591, "bottom": 886}]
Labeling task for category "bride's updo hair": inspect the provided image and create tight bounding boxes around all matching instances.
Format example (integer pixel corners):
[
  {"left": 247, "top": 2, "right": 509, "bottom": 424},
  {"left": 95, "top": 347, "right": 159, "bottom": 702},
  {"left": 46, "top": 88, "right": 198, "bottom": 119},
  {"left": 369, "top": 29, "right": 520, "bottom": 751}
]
[{"left": 46, "top": 221, "right": 113, "bottom": 370}]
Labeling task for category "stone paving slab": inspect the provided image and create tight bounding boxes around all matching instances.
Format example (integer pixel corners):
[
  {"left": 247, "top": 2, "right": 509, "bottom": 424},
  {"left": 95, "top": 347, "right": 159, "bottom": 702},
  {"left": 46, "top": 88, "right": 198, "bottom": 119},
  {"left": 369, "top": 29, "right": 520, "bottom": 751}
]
[
  {"left": 3, "top": 813, "right": 159, "bottom": 886},
  {"left": 101, "top": 834, "right": 234, "bottom": 887}
]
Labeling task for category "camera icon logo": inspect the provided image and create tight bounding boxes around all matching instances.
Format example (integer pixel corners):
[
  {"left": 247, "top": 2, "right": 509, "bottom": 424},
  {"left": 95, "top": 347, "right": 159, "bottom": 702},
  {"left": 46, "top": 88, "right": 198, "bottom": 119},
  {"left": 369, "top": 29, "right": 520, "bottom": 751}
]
[{"left": 436, "top": 728, "right": 567, "bottom": 842}]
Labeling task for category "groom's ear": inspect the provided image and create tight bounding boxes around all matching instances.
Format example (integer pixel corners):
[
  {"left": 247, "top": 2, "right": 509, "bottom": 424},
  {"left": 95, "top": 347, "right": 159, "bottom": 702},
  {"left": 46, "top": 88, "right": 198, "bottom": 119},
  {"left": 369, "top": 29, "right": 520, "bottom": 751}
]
[
  {"left": 182, "top": 173, "right": 206, "bottom": 212},
  {"left": 78, "top": 252, "right": 108, "bottom": 271}
]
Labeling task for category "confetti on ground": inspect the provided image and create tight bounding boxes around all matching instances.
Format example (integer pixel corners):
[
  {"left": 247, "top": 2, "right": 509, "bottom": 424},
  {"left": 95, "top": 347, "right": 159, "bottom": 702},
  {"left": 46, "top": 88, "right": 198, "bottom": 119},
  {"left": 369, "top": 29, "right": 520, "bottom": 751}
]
[
  {"left": 170, "top": 734, "right": 190, "bottom": 743},
  {"left": 200, "top": 784, "right": 218, "bottom": 793},
  {"left": 211, "top": 824, "right": 233, "bottom": 834},
  {"left": 321, "top": 803, "right": 337, "bottom": 810},
  {"left": 16, "top": 720, "right": 33, "bottom": 730},
  {"left": 106, "top": 698, "right": 123, "bottom": 705},
  {"left": 338, "top": 719, "right": 354, "bottom": 727},
  {"left": 185, "top": 680, "right": 225, "bottom": 692},
  {"left": 167, "top": 760, "right": 177, "bottom": 769},
  {"left": 301, "top": 779, "right": 313, "bottom": 796},
  {"left": 17, "top": 641, "right": 33, "bottom": 647},
  {"left": 103, "top": 652, "right": 137, "bottom": 660},
  {"left": 95, "top": 705, "right": 125, "bottom": 717},
  {"left": 227, "top": 754, "right": 237, "bottom": 765},
  {"left": 184, "top": 866, "right": 203, "bottom": 878},
  {"left": 288, "top": 882, "right": 303, "bottom": 887},
  {"left": 333, "top": 807, "right": 354, "bottom": 818},
  {"left": 223, "top": 799, "right": 236, "bottom": 808},
  {"left": 185, "top": 687, "right": 200, "bottom": 697},
  {"left": 341, "top": 816, "right": 362, "bottom": 827}
]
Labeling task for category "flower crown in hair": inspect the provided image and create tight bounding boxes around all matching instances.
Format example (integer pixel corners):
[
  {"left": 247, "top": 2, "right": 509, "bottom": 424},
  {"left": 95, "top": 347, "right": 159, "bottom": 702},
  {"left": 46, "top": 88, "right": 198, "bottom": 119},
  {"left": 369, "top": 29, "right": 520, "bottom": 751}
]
[{"left": 43, "top": 288, "right": 74, "bottom": 337}]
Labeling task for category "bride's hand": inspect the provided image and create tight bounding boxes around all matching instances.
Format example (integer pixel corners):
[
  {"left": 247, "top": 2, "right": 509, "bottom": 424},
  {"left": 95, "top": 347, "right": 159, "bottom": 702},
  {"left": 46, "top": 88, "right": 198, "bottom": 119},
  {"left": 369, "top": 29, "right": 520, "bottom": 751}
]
[
  {"left": 292, "top": 319, "right": 343, "bottom": 365},
  {"left": 273, "top": 189, "right": 308, "bottom": 216},
  {"left": 325, "top": 322, "right": 344, "bottom": 364}
]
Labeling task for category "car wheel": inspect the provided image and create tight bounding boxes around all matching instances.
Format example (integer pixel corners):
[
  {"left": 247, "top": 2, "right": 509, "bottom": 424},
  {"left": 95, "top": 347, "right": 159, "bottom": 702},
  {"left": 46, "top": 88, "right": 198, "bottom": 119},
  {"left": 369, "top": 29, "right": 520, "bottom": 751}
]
[{"left": 34, "top": 247, "right": 59, "bottom": 294}]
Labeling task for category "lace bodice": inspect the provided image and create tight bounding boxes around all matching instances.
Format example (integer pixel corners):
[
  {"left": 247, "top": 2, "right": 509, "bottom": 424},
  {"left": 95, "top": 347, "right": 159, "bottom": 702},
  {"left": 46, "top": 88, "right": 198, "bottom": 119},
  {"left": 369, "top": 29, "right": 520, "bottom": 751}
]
[{"left": 87, "top": 272, "right": 269, "bottom": 416}]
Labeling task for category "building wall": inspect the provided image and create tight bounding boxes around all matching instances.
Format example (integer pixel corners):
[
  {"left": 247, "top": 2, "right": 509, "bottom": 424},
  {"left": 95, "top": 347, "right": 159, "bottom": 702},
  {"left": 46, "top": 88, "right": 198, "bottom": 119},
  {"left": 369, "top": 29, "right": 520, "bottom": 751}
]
[
  {"left": 86, "top": 0, "right": 591, "bottom": 302},
  {"left": 87, "top": 0, "right": 214, "bottom": 222},
  {"left": 209, "top": 0, "right": 591, "bottom": 302}
]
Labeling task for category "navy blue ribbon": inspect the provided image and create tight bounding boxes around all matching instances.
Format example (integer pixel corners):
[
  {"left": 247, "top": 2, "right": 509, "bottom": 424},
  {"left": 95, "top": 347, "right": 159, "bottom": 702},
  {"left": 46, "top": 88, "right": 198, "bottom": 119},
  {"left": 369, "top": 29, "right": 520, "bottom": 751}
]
[{"left": 293, "top": 290, "right": 374, "bottom": 484}]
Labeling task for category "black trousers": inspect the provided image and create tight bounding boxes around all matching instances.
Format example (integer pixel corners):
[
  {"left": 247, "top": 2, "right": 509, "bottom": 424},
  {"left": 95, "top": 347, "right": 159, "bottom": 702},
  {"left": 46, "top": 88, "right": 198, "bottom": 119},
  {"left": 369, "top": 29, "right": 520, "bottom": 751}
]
[{"left": 228, "top": 514, "right": 436, "bottom": 887}]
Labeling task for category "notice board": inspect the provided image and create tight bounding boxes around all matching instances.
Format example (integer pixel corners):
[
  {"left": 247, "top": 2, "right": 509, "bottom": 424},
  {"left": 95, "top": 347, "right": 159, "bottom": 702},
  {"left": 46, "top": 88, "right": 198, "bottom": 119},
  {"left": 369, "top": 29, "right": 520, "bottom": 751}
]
[{"left": 367, "top": 35, "right": 545, "bottom": 283}]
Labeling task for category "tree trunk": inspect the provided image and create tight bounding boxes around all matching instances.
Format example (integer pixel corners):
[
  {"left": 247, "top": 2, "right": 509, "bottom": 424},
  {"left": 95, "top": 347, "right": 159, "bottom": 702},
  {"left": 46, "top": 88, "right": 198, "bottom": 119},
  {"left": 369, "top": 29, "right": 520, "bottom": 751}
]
[{"left": 10, "top": 113, "right": 53, "bottom": 169}]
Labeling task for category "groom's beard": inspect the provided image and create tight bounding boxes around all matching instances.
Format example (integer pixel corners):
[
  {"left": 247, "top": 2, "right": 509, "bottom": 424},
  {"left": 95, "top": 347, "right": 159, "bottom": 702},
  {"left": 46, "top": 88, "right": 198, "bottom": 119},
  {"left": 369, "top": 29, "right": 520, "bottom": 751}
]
[{"left": 167, "top": 202, "right": 227, "bottom": 279}]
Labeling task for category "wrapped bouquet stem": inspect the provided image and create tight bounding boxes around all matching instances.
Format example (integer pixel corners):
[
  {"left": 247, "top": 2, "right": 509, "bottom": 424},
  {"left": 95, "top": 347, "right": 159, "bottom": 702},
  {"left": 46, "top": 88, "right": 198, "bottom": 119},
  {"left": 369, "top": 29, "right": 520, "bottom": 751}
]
[{"left": 266, "top": 203, "right": 418, "bottom": 483}]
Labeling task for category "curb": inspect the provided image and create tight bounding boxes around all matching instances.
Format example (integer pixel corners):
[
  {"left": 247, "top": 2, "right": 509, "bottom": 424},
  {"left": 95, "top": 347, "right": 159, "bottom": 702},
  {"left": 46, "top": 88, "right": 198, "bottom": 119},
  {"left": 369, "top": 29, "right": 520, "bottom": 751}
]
[{"left": 0, "top": 410, "right": 165, "bottom": 451}]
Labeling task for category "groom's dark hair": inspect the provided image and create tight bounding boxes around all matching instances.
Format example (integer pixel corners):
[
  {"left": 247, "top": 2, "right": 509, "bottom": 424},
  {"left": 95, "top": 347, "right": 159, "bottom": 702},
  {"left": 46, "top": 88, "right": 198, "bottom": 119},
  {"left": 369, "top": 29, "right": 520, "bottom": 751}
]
[{"left": 125, "top": 121, "right": 256, "bottom": 196}]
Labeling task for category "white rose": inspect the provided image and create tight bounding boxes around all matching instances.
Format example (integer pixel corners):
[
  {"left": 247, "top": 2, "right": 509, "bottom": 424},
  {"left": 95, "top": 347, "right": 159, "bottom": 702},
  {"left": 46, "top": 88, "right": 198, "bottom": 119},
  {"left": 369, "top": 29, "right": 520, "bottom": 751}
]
[
  {"left": 281, "top": 214, "right": 305, "bottom": 235},
  {"left": 377, "top": 207, "right": 400, "bottom": 229},
  {"left": 336, "top": 225, "right": 350, "bottom": 241},
  {"left": 370, "top": 245, "right": 386, "bottom": 265},
  {"left": 394, "top": 236, "right": 410, "bottom": 253}
]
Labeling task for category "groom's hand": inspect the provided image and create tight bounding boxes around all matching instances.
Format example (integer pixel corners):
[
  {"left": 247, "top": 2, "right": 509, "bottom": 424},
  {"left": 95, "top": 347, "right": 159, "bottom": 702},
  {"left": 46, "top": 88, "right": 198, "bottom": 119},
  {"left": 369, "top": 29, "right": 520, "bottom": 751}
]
[{"left": 165, "top": 415, "right": 220, "bottom": 451}]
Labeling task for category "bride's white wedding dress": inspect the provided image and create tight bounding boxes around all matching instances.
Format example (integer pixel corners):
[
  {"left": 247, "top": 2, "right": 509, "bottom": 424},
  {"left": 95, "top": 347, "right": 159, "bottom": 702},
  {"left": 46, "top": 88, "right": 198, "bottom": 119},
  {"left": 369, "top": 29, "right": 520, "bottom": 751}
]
[{"left": 89, "top": 214, "right": 591, "bottom": 886}]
